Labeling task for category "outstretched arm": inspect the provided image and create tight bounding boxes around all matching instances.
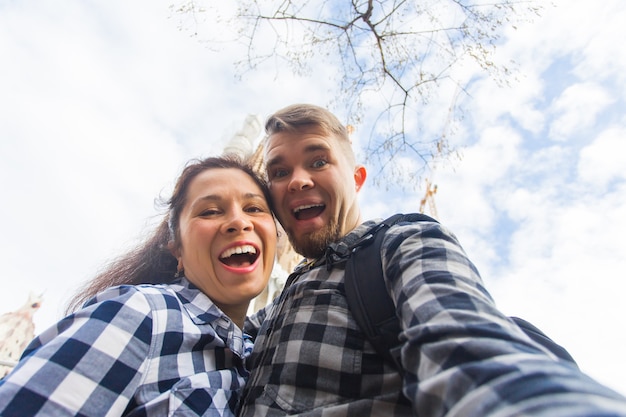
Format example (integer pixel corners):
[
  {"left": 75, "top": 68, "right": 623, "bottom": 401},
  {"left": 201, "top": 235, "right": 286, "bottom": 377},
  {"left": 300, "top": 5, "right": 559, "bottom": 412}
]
[{"left": 385, "top": 220, "right": 626, "bottom": 416}]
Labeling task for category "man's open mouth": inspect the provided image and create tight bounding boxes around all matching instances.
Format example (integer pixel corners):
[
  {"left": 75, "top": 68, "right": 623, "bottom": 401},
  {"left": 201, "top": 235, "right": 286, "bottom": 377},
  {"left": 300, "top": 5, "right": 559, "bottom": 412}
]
[{"left": 293, "top": 204, "right": 325, "bottom": 220}]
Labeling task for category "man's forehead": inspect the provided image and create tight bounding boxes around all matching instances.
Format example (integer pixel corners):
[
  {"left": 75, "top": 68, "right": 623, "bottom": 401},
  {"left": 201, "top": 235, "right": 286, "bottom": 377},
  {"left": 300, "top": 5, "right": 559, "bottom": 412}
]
[{"left": 264, "top": 131, "right": 335, "bottom": 161}]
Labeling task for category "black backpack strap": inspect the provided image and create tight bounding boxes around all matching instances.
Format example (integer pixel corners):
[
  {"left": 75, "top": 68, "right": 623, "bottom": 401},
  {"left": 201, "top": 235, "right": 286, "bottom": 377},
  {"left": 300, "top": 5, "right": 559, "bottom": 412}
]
[
  {"left": 343, "top": 212, "right": 577, "bottom": 371},
  {"left": 344, "top": 213, "right": 435, "bottom": 369}
]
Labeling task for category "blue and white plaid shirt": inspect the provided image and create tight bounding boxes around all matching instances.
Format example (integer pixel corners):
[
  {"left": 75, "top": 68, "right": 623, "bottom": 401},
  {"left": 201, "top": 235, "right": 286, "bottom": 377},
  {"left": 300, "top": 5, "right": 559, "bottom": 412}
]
[
  {"left": 0, "top": 278, "right": 253, "bottom": 416},
  {"left": 240, "top": 218, "right": 626, "bottom": 416}
]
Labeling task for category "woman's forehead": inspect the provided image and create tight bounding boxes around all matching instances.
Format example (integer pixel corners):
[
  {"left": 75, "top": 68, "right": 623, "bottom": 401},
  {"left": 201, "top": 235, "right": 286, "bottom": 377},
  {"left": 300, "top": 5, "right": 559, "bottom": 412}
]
[{"left": 187, "top": 168, "right": 261, "bottom": 196}]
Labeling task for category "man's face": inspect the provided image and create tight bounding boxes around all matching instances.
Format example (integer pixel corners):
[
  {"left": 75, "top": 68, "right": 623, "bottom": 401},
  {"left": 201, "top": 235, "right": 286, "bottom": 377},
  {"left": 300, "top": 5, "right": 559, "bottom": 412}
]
[{"left": 264, "top": 128, "right": 366, "bottom": 258}]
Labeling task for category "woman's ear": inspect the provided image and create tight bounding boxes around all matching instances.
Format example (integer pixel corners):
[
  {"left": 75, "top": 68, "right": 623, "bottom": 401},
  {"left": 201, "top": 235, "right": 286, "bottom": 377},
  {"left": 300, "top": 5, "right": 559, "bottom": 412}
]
[
  {"left": 167, "top": 240, "right": 180, "bottom": 259},
  {"left": 168, "top": 241, "right": 184, "bottom": 274}
]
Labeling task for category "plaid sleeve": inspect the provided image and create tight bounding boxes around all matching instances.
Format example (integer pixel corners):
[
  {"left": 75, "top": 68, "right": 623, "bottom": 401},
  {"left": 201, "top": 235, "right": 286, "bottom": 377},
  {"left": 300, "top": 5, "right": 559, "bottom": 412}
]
[
  {"left": 384, "top": 220, "right": 626, "bottom": 416},
  {"left": 0, "top": 286, "right": 153, "bottom": 417}
]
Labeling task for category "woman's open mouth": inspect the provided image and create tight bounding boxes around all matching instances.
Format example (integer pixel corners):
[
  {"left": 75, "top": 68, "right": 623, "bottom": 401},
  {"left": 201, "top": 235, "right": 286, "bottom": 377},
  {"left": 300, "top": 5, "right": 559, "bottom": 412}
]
[{"left": 219, "top": 245, "right": 259, "bottom": 268}]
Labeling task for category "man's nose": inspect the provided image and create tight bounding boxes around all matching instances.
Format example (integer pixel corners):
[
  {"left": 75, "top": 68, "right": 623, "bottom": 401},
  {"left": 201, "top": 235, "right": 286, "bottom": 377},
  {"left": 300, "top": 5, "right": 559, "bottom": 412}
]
[{"left": 288, "top": 167, "right": 314, "bottom": 192}]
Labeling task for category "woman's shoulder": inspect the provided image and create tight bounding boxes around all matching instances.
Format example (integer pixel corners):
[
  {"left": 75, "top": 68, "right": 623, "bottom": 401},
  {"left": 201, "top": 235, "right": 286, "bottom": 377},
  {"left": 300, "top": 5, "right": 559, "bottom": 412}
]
[
  {"left": 80, "top": 280, "right": 223, "bottom": 329},
  {"left": 82, "top": 283, "right": 181, "bottom": 314}
]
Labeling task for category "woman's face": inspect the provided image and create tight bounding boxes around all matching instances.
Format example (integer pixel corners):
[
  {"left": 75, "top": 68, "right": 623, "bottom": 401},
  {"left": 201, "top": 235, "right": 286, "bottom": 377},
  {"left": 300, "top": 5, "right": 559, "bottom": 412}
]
[{"left": 174, "top": 168, "right": 277, "bottom": 320}]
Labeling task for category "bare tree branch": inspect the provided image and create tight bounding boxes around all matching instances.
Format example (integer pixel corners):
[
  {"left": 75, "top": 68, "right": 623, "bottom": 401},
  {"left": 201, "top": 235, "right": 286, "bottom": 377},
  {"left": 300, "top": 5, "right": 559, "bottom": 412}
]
[{"left": 172, "top": 0, "right": 542, "bottom": 189}]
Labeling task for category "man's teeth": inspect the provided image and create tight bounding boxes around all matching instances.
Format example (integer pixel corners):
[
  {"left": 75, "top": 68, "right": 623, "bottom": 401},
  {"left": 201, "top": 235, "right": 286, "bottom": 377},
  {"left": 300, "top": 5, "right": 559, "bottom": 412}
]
[
  {"left": 220, "top": 245, "right": 257, "bottom": 258},
  {"left": 293, "top": 204, "right": 323, "bottom": 214}
]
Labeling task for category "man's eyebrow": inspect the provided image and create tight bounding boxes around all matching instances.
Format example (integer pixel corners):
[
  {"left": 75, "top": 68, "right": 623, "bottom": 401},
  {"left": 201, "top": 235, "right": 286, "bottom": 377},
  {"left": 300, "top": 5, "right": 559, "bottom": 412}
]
[
  {"left": 265, "top": 143, "right": 330, "bottom": 168},
  {"left": 265, "top": 154, "right": 283, "bottom": 169},
  {"left": 303, "top": 143, "right": 330, "bottom": 153}
]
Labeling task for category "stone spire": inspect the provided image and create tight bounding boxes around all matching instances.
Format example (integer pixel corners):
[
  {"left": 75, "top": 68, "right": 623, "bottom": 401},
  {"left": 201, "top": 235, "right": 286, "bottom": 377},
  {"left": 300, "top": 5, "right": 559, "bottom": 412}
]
[{"left": 0, "top": 292, "right": 42, "bottom": 377}]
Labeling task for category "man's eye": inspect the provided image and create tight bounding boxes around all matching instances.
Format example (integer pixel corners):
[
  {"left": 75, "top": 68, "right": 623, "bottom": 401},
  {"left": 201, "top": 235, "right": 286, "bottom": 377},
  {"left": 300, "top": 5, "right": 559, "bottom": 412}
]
[
  {"left": 272, "top": 168, "right": 288, "bottom": 178},
  {"left": 312, "top": 159, "right": 327, "bottom": 168}
]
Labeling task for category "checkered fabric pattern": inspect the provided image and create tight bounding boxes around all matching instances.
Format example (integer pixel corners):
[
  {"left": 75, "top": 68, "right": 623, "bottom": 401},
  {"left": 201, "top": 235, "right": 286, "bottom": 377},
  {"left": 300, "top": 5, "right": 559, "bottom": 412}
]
[
  {"left": 240, "top": 219, "right": 626, "bottom": 416},
  {"left": 0, "top": 278, "right": 252, "bottom": 416}
]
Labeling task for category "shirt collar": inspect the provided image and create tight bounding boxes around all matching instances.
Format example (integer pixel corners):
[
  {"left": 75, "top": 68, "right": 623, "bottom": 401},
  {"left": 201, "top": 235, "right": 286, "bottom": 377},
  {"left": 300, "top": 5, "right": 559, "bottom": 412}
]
[
  {"left": 170, "top": 277, "right": 223, "bottom": 325},
  {"left": 170, "top": 278, "right": 249, "bottom": 356}
]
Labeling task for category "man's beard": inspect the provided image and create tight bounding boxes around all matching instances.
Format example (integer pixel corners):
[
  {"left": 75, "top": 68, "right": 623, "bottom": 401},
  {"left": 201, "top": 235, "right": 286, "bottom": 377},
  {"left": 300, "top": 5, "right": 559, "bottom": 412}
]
[{"left": 287, "top": 220, "right": 342, "bottom": 259}]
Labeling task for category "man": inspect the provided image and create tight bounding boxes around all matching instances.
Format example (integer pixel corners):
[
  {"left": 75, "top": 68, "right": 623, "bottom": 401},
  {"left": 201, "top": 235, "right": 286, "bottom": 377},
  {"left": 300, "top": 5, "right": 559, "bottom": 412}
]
[{"left": 239, "top": 104, "right": 626, "bottom": 416}]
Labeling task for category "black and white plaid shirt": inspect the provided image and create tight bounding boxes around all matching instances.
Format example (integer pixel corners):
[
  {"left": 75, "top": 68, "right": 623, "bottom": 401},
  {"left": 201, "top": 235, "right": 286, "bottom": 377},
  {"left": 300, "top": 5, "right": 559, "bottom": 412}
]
[
  {"left": 0, "top": 278, "right": 253, "bottom": 416},
  {"left": 240, "top": 218, "right": 626, "bottom": 416}
]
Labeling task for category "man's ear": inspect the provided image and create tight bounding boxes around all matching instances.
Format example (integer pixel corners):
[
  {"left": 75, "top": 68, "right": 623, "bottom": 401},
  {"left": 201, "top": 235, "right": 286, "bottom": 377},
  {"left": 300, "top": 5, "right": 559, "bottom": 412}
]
[{"left": 354, "top": 165, "right": 366, "bottom": 191}]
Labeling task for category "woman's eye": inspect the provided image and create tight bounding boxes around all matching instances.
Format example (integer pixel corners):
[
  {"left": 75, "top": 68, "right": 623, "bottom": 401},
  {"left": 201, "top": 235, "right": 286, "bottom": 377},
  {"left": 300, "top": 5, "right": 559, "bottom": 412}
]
[{"left": 199, "top": 209, "right": 219, "bottom": 217}]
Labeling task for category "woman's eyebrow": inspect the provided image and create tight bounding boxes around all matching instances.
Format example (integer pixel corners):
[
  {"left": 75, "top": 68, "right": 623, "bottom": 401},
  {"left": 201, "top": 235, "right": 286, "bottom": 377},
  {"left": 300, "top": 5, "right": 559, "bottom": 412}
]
[{"left": 192, "top": 192, "right": 265, "bottom": 206}]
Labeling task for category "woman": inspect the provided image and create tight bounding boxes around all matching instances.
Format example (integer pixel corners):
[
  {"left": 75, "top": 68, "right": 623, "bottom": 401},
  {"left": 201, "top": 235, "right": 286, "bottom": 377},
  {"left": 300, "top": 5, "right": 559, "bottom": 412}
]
[{"left": 0, "top": 156, "right": 277, "bottom": 416}]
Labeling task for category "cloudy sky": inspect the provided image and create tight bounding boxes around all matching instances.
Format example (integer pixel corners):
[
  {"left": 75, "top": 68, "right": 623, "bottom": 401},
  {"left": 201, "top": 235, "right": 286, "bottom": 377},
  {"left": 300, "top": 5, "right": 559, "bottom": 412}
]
[{"left": 1, "top": 0, "right": 625, "bottom": 395}]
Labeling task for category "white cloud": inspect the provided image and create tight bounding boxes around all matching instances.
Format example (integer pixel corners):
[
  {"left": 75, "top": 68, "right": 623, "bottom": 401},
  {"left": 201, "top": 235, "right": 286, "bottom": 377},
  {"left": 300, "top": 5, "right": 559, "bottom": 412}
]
[
  {"left": 489, "top": 184, "right": 626, "bottom": 391},
  {"left": 548, "top": 82, "right": 614, "bottom": 141},
  {"left": 571, "top": 1, "right": 626, "bottom": 85},
  {"left": 578, "top": 126, "right": 626, "bottom": 186},
  {"left": 465, "top": 72, "right": 547, "bottom": 135},
  {"left": 436, "top": 125, "right": 522, "bottom": 228}
]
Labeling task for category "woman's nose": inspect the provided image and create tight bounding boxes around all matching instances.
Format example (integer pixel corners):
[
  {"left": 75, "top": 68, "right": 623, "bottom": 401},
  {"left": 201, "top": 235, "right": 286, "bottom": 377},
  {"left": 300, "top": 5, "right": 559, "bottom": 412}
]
[{"left": 222, "top": 210, "right": 253, "bottom": 233}]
